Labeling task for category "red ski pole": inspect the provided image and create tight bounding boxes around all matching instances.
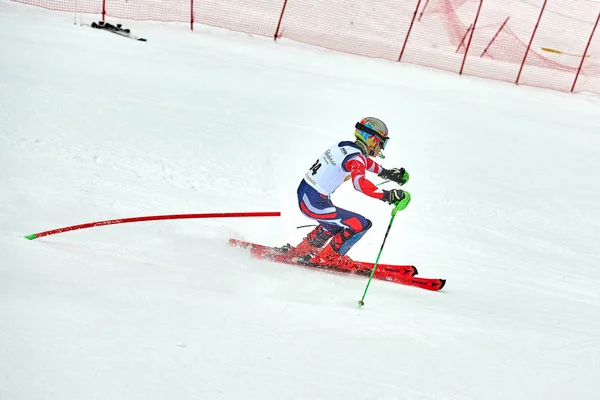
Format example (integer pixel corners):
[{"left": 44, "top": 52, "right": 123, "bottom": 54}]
[{"left": 24, "top": 211, "right": 281, "bottom": 240}]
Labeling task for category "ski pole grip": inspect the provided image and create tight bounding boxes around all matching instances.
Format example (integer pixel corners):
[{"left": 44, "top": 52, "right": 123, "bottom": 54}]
[{"left": 391, "top": 192, "right": 411, "bottom": 216}]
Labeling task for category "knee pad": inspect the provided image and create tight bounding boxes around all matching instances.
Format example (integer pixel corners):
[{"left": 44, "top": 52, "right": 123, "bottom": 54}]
[{"left": 337, "top": 220, "right": 372, "bottom": 256}]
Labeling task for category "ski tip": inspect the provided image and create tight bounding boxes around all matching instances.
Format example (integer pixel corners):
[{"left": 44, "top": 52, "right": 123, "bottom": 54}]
[
  {"left": 439, "top": 279, "right": 446, "bottom": 290},
  {"left": 412, "top": 265, "right": 418, "bottom": 276},
  {"left": 24, "top": 233, "right": 37, "bottom": 240}
]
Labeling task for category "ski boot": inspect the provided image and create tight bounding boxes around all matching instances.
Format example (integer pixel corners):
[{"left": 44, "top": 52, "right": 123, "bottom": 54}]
[
  {"left": 276, "top": 225, "right": 334, "bottom": 258},
  {"left": 311, "top": 228, "right": 359, "bottom": 271},
  {"left": 311, "top": 242, "right": 356, "bottom": 271}
]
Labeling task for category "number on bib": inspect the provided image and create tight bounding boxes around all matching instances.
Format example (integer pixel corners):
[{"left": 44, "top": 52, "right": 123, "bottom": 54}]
[{"left": 310, "top": 159, "right": 322, "bottom": 175}]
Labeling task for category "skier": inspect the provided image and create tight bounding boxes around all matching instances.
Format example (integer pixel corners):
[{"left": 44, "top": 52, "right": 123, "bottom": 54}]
[{"left": 288, "top": 117, "right": 411, "bottom": 270}]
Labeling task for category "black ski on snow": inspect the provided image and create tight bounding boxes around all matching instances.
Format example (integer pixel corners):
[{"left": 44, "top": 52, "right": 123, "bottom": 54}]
[{"left": 88, "top": 21, "right": 147, "bottom": 42}]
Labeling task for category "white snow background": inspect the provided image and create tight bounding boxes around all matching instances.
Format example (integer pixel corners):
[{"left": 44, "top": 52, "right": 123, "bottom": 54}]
[{"left": 1, "top": 1, "right": 600, "bottom": 399}]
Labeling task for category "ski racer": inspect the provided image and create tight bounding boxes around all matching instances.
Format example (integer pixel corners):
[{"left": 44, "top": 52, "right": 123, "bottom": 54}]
[{"left": 288, "top": 117, "right": 411, "bottom": 270}]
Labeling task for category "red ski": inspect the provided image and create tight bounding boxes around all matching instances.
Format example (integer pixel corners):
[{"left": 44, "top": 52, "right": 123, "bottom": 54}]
[{"left": 229, "top": 239, "right": 446, "bottom": 291}]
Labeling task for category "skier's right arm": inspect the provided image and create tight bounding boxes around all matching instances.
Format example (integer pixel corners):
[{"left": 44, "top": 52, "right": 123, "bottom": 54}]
[
  {"left": 345, "top": 155, "right": 411, "bottom": 208},
  {"left": 345, "top": 156, "right": 385, "bottom": 200}
]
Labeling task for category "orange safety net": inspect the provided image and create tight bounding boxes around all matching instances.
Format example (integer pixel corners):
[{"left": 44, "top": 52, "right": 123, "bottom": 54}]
[{"left": 13, "top": 0, "right": 600, "bottom": 94}]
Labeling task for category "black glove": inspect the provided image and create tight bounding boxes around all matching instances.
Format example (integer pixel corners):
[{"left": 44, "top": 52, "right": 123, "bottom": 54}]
[
  {"left": 378, "top": 167, "right": 409, "bottom": 186},
  {"left": 381, "top": 189, "right": 407, "bottom": 205}
]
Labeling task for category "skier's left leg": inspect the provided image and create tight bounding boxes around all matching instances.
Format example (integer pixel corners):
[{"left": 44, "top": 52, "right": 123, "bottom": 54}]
[
  {"left": 294, "top": 181, "right": 371, "bottom": 263},
  {"left": 288, "top": 181, "right": 339, "bottom": 256},
  {"left": 312, "top": 208, "right": 372, "bottom": 270}
]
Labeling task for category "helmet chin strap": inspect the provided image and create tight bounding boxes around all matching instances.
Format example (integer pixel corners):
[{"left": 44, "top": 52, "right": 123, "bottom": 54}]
[{"left": 356, "top": 139, "right": 385, "bottom": 159}]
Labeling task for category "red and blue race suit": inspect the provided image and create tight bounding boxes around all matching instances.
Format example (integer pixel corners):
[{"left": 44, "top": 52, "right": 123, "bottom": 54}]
[{"left": 297, "top": 141, "right": 384, "bottom": 238}]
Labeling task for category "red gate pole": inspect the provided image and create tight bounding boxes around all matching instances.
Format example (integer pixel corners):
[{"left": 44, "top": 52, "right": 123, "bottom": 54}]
[
  {"left": 456, "top": 24, "right": 473, "bottom": 53},
  {"left": 24, "top": 212, "right": 282, "bottom": 240},
  {"left": 516, "top": 0, "right": 547, "bottom": 84},
  {"left": 398, "top": 0, "right": 422, "bottom": 61},
  {"left": 418, "top": 0, "right": 430, "bottom": 21},
  {"left": 190, "top": 0, "right": 194, "bottom": 31},
  {"left": 571, "top": 12, "right": 600, "bottom": 93},
  {"left": 459, "top": 0, "right": 483, "bottom": 75},
  {"left": 481, "top": 16, "right": 509, "bottom": 57},
  {"left": 102, "top": 0, "right": 106, "bottom": 21},
  {"left": 274, "top": 0, "right": 289, "bottom": 41}
]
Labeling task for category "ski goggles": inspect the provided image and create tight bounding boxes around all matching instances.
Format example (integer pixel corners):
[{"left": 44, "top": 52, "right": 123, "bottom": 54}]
[{"left": 355, "top": 122, "right": 389, "bottom": 150}]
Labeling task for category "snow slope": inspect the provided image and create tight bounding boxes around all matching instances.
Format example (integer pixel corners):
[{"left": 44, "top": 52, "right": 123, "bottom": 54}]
[{"left": 1, "top": 2, "right": 599, "bottom": 399}]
